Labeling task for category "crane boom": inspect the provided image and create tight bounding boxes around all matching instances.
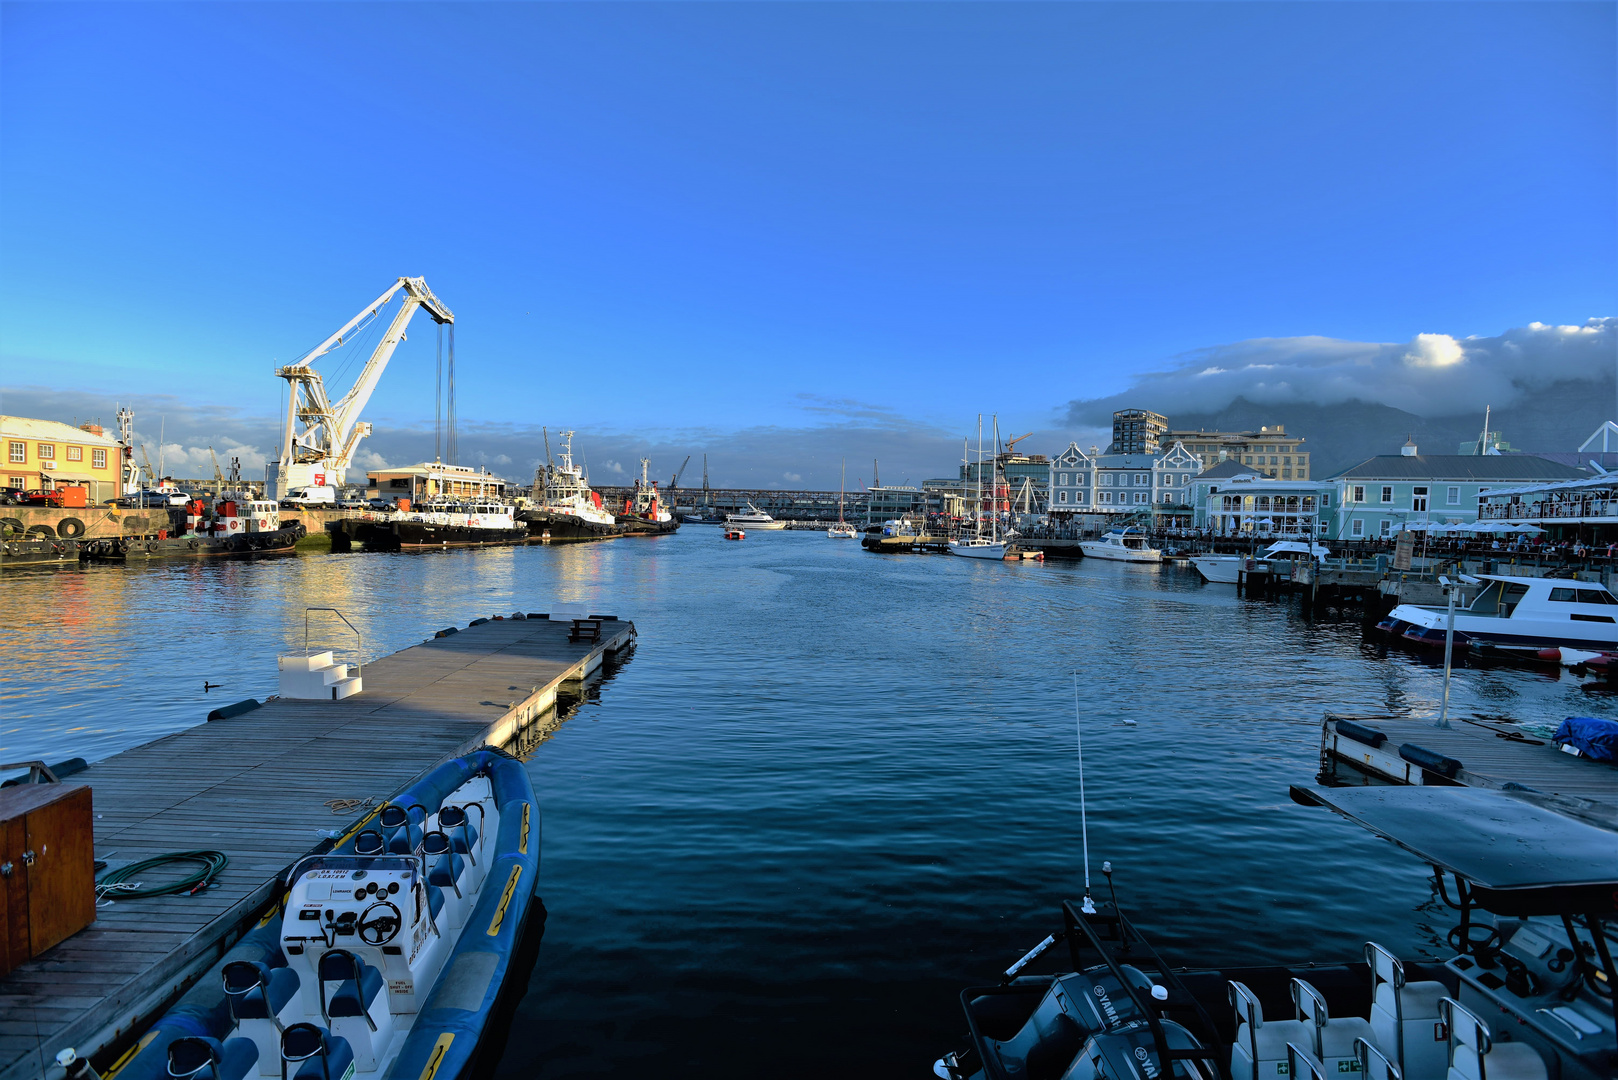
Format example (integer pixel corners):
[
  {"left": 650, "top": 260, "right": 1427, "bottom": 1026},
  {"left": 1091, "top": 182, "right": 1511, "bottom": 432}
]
[
  {"left": 669, "top": 455, "right": 692, "bottom": 489},
  {"left": 275, "top": 276, "right": 454, "bottom": 496}
]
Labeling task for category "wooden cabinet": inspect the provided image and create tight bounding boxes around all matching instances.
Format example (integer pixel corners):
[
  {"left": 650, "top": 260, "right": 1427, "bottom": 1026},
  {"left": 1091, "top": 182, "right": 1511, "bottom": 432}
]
[{"left": 0, "top": 783, "right": 95, "bottom": 975}]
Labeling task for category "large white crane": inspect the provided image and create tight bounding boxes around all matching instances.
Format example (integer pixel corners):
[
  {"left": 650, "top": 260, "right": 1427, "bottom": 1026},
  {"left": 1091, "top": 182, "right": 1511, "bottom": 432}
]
[{"left": 273, "top": 276, "right": 454, "bottom": 498}]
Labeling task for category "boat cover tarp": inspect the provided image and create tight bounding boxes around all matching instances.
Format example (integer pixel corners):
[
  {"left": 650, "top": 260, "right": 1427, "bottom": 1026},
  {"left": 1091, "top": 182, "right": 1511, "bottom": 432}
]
[
  {"left": 1288, "top": 785, "right": 1618, "bottom": 893},
  {"left": 1553, "top": 716, "right": 1618, "bottom": 763}
]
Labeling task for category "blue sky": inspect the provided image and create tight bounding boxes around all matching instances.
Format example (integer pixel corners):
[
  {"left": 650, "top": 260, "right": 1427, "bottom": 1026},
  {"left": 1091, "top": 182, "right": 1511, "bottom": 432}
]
[{"left": 2, "top": 2, "right": 1613, "bottom": 487}]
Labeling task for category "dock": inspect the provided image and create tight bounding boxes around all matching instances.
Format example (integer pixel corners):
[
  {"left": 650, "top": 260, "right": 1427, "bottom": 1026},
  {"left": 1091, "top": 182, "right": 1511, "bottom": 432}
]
[
  {"left": 0, "top": 612, "right": 635, "bottom": 1080},
  {"left": 1319, "top": 713, "right": 1617, "bottom": 824}
]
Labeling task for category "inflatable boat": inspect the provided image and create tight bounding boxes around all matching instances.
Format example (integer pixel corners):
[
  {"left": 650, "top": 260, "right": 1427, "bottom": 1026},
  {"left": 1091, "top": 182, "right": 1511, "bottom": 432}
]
[{"left": 111, "top": 747, "right": 540, "bottom": 1080}]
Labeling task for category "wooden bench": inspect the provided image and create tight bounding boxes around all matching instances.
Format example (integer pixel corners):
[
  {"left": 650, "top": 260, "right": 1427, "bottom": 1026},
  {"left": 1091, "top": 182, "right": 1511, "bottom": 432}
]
[{"left": 568, "top": 617, "right": 603, "bottom": 643}]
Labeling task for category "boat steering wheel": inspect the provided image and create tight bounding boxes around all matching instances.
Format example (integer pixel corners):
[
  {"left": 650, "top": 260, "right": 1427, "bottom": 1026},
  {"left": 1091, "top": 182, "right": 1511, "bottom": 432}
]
[{"left": 357, "top": 900, "right": 403, "bottom": 946}]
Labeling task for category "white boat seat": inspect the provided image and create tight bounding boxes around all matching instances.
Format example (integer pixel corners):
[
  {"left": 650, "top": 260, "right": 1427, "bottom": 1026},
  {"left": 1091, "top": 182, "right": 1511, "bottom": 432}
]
[
  {"left": 222, "top": 960, "right": 301, "bottom": 1077},
  {"left": 317, "top": 950, "right": 393, "bottom": 1071},
  {"left": 1292, "top": 977, "right": 1375, "bottom": 1075},
  {"left": 167, "top": 1036, "right": 258, "bottom": 1080},
  {"left": 1359, "top": 1036, "right": 1403, "bottom": 1080},
  {"left": 281, "top": 1024, "right": 355, "bottom": 1080},
  {"left": 1367, "top": 941, "right": 1450, "bottom": 1080},
  {"left": 1287, "top": 1042, "right": 1329, "bottom": 1080},
  {"left": 1441, "top": 998, "right": 1548, "bottom": 1080},
  {"left": 1230, "top": 980, "right": 1312, "bottom": 1080}
]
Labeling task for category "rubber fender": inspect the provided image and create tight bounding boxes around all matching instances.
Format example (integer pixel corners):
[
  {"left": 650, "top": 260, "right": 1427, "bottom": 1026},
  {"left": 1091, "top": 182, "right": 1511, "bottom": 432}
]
[
  {"left": 207, "top": 698, "right": 262, "bottom": 722},
  {"left": 0, "top": 757, "right": 88, "bottom": 787},
  {"left": 1335, "top": 720, "right": 1387, "bottom": 748},
  {"left": 1398, "top": 742, "right": 1462, "bottom": 778},
  {"left": 0, "top": 516, "right": 23, "bottom": 535},
  {"left": 469, "top": 617, "right": 490, "bottom": 627},
  {"left": 435, "top": 626, "right": 459, "bottom": 638},
  {"left": 26, "top": 523, "right": 56, "bottom": 539},
  {"left": 145, "top": 540, "right": 158, "bottom": 552},
  {"left": 57, "top": 516, "right": 86, "bottom": 538},
  {"left": 526, "top": 613, "right": 548, "bottom": 620}
]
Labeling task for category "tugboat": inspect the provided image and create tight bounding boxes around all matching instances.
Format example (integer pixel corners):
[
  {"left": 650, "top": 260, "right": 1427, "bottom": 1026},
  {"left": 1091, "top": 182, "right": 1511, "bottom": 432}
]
[
  {"left": 934, "top": 784, "right": 1614, "bottom": 1080},
  {"left": 75, "top": 491, "right": 305, "bottom": 561},
  {"left": 518, "top": 431, "right": 622, "bottom": 543},
  {"left": 350, "top": 498, "right": 528, "bottom": 551},
  {"left": 617, "top": 458, "right": 681, "bottom": 536},
  {"left": 100, "top": 747, "right": 543, "bottom": 1080}
]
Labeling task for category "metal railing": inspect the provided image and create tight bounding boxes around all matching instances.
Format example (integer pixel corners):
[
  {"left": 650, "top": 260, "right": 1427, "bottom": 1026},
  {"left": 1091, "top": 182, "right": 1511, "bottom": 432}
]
[{"left": 305, "top": 607, "right": 362, "bottom": 681}]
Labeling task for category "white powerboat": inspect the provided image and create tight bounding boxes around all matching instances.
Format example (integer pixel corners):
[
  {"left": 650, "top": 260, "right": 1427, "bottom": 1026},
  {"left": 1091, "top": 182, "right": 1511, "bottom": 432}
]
[
  {"left": 726, "top": 503, "right": 786, "bottom": 529},
  {"left": 1079, "top": 527, "right": 1161, "bottom": 562},
  {"left": 1191, "top": 540, "right": 1329, "bottom": 584},
  {"left": 1381, "top": 574, "right": 1618, "bottom": 649},
  {"left": 949, "top": 537, "right": 1008, "bottom": 559}
]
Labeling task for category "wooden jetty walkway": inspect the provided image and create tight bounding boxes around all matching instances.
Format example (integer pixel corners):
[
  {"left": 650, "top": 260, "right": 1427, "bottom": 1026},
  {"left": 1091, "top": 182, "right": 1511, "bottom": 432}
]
[
  {"left": 0, "top": 612, "right": 634, "bottom": 1080},
  {"left": 1319, "top": 713, "right": 1618, "bottom": 824}
]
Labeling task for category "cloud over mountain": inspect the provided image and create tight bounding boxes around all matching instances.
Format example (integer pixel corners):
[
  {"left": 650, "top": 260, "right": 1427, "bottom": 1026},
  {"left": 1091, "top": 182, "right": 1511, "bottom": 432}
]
[{"left": 1064, "top": 318, "right": 1616, "bottom": 426}]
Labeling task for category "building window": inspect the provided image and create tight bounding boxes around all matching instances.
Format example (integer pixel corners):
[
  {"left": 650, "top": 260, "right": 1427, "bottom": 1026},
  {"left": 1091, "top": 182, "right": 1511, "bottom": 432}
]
[
  {"left": 1350, "top": 485, "right": 1364, "bottom": 503},
  {"left": 66, "top": 445, "right": 83, "bottom": 462},
  {"left": 37, "top": 443, "right": 55, "bottom": 460},
  {"left": 1321, "top": 493, "right": 1331, "bottom": 508},
  {"left": 1244, "top": 456, "right": 1253, "bottom": 464},
  {"left": 1447, "top": 486, "right": 1459, "bottom": 505},
  {"left": 7, "top": 441, "right": 23, "bottom": 464},
  {"left": 1298, "top": 469, "right": 1307, "bottom": 479},
  {"left": 1099, "top": 491, "right": 1112, "bottom": 504},
  {"left": 1059, "top": 473, "right": 1069, "bottom": 485},
  {"left": 1077, "top": 492, "right": 1089, "bottom": 505},
  {"left": 1134, "top": 492, "right": 1148, "bottom": 505},
  {"left": 7, "top": 476, "right": 23, "bottom": 490},
  {"left": 1380, "top": 520, "right": 1392, "bottom": 537},
  {"left": 1102, "top": 474, "right": 1114, "bottom": 486},
  {"left": 92, "top": 448, "right": 107, "bottom": 469},
  {"left": 1058, "top": 490, "right": 1068, "bottom": 504},
  {"left": 1162, "top": 492, "right": 1173, "bottom": 503},
  {"left": 1282, "top": 469, "right": 1292, "bottom": 479},
  {"left": 1412, "top": 486, "right": 1428, "bottom": 512},
  {"left": 1380, "top": 486, "right": 1394, "bottom": 504}
]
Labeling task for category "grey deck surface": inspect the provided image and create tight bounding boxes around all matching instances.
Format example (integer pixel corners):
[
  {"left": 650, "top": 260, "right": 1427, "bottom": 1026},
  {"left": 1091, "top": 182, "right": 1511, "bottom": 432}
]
[
  {"left": 0, "top": 615, "right": 634, "bottom": 1080},
  {"left": 1325, "top": 714, "right": 1618, "bottom": 813}
]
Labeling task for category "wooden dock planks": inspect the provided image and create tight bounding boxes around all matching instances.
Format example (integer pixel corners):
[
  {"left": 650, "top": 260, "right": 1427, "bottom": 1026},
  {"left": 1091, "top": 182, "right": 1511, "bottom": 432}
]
[
  {"left": 1321, "top": 714, "right": 1618, "bottom": 818},
  {"left": 0, "top": 614, "right": 634, "bottom": 1080}
]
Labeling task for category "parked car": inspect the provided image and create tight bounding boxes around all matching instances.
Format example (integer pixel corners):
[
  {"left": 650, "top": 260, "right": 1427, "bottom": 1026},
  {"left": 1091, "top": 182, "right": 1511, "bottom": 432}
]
[
  {"left": 17, "top": 489, "right": 65, "bottom": 507},
  {"left": 365, "top": 498, "right": 396, "bottom": 511},
  {"left": 336, "top": 499, "right": 369, "bottom": 509}
]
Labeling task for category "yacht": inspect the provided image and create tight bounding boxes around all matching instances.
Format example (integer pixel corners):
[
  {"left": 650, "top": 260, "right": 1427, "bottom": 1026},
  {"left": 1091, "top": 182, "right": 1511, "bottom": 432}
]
[
  {"left": 1192, "top": 540, "right": 1330, "bottom": 584},
  {"left": 726, "top": 503, "right": 786, "bottom": 530},
  {"left": 827, "top": 459, "right": 857, "bottom": 538},
  {"left": 1380, "top": 574, "right": 1618, "bottom": 650},
  {"left": 1079, "top": 527, "right": 1161, "bottom": 562},
  {"left": 950, "top": 415, "right": 1010, "bottom": 562}
]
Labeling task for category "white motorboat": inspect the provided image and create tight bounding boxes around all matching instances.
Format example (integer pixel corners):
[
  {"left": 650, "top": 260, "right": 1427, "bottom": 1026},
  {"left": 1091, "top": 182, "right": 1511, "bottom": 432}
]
[
  {"left": 727, "top": 503, "right": 786, "bottom": 529},
  {"left": 1382, "top": 574, "right": 1618, "bottom": 650},
  {"left": 949, "top": 537, "right": 1008, "bottom": 559},
  {"left": 1079, "top": 527, "right": 1161, "bottom": 562},
  {"left": 1191, "top": 540, "right": 1329, "bottom": 584}
]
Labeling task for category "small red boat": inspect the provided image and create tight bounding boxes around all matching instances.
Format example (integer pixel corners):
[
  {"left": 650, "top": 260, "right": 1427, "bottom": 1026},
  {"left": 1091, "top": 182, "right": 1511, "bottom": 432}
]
[{"left": 724, "top": 528, "right": 745, "bottom": 541}]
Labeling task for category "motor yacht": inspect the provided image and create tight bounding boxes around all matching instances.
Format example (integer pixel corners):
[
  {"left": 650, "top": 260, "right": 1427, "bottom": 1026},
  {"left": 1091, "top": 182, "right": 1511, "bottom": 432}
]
[
  {"left": 1380, "top": 574, "right": 1618, "bottom": 650},
  {"left": 1079, "top": 528, "right": 1161, "bottom": 562},
  {"left": 1191, "top": 540, "right": 1330, "bottom": 584},
  {"left": 726, "top": 503, "right": 786, "bottom": 530}
]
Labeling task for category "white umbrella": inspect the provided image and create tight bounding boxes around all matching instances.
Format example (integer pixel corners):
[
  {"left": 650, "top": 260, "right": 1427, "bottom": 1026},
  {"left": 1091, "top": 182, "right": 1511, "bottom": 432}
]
[{"left": 1511, "top": 523, "right": 1545, "bottom": 534}]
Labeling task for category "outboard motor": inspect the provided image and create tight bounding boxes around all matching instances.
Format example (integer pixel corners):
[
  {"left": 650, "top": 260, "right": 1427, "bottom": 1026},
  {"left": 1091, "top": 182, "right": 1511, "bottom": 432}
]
[
  {"left": 1057, "top": 1019, "right": 1207, "bottom": 1080},
  {"left": 983, "top": 964, "right": 1161, "bottom": 1080}
]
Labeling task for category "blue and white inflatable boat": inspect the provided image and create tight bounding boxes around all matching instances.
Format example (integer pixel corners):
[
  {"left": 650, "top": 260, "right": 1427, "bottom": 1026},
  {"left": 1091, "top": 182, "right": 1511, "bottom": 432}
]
[{"left": 114, "top": 747, "right": 540, "bottom": 1080}]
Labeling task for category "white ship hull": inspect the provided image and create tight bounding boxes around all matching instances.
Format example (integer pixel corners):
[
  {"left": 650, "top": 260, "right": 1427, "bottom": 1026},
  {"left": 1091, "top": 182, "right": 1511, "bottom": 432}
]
[
  {"left": 1189, "top": 555, "right": 1242, "bottom": 582},
  {"left": 950, "top": 540, "right": 1008, "bottom": 560},
  {"left": 1079, "top": 542, "right": 1161, "bottom": 562}
]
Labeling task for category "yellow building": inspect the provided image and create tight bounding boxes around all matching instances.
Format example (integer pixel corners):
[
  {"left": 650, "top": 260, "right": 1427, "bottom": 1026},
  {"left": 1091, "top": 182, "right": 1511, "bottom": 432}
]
[{"left": 1, "top": 416, "right": 125, "bottom": 502}]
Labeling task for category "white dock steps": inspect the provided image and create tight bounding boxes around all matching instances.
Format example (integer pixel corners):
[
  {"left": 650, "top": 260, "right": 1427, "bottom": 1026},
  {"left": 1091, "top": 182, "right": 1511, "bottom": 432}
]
[{"left": 278, "top": 650, "right": 365, "bottom": 699}]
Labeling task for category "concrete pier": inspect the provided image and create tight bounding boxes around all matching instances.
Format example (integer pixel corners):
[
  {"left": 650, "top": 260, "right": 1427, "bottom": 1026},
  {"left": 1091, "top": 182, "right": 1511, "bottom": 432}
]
[{"left": 0, "top": 613, "right": 634, "bottom": 1080}]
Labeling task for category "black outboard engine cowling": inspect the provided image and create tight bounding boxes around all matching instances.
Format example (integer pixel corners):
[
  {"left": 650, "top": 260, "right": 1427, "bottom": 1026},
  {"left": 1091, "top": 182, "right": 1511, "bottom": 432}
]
[
  {"left": 984, "top": 965, "right": 1158, "bottom": 1080},
  {"left": 1058, "top": 1020, "right": 1207, "bottom": 1080}
]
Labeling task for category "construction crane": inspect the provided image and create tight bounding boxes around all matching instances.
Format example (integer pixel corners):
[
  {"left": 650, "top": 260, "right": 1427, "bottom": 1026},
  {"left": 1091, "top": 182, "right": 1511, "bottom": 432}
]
[
  {"left": 209, "top": 447, "right": 225, "bottom": 491},
  {"left": 274, "top": 277, "right": 454, "bottom": 497},
  {"left": 668, "top": 455, "right": 692, "bottom": 490},
  {"left": 1003, "top": 432, "right": 1033, "bottom": 455}
]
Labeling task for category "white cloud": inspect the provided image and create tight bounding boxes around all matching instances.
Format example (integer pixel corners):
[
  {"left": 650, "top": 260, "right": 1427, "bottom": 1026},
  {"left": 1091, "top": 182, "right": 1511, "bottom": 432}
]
[
  {"left": 598, "top": 459, "right": 626, "bottom": 475},
  {"left": 355, "top": 450, "right": 390, "bottom": 470},
  {"left": 1066, "top": 317, "right": 1615, "bottom": 424},
  {"left": 782, "top": 471, "right": 802, "bottom": 483}
]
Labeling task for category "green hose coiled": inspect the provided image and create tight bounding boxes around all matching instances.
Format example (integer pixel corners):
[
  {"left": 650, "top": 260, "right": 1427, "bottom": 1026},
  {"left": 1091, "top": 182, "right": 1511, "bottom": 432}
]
[{"left": 95, "top": 850, "right": 229, "bottom": 900}]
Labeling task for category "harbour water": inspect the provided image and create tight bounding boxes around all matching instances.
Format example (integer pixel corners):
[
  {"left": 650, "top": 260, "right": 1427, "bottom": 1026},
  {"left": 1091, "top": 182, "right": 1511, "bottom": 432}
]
[{"left": 2, "top": 533, "right": 1611, "bottom": 1077}]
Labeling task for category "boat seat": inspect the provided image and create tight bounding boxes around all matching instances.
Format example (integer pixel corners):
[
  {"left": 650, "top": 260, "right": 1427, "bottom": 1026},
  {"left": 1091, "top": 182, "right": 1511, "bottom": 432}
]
[
  {"left": 353, "top": 829, "right": 386, "bottom": 856},
  {"left": 317, "top": 950, "right": 393, "bottom": 1071},
  {"left": 222, "top": 960, "right": 301, "bottom": 1077},
  {"left": 1293, "top": 977, "right": 1375, "bottom": 1076},
  {"left": 280, "top": 1024, "right": 355, "bottom": 1080},
  {"left": 1368, "top": 942, "right": 1450, "bottom": 1080},
  {"left": 1359, "top": 1036, "right": 1403, "bottom": 1080},
  {"left": 1287, "top": 1042, "right": 1330, "bottom": 1080},
  {"left": 386, "top": 822, "right": 424, "bottom": 854},
  {"left": 166, "top": 1036, "right": 258, "bottom": 1080},
  {"left": 438, "top": 804, "right": 479, "bottom": 859},
  {"left": 1441, "top": 998, "right": 1547, "bottom": 1080},
  {"left": 1230, "top": 981, "right": 1312, "bottom": 1080},
  {"left": 380, "top": 804, "right": 426, "bottom": 854}
]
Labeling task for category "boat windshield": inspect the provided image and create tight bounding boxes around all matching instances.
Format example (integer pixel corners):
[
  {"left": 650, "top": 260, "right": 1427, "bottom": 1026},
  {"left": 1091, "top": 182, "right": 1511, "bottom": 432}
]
[{"left": 1467, "top": 580, "right": 1531, "bottom": 616}]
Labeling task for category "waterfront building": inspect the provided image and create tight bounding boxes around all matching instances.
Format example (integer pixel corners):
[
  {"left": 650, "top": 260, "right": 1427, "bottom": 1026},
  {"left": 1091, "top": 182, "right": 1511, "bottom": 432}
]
[
  {"left": 1163, "top": 424, "right": 1309, "bottom": 479},
  {"left": 963, "top": 452, "right": 1050, "bottom": 510},
  {"left": 1046, "top": 440, "right": 1200, "bottom": 527},
  {"left": 1, "top": 416, "right": 124, "bottom": 502},
  {"left": 1324, "top": 439, "right": 1583, "bottom": 540},
  {"left": 865, "top": 484, "right": 926, "bottom": 523},
  {"left": 1109, "top": 409, "right": 1168, "bottom": 455},
  {"left": 1478, "top": 472, "right": 1618, "bottom": 543},
  {"left": 1189, "top": 463, "right": 1327, "bottom": 536},
  {"left": 366, "top": 461, "right": 509, "bottom": 502}
]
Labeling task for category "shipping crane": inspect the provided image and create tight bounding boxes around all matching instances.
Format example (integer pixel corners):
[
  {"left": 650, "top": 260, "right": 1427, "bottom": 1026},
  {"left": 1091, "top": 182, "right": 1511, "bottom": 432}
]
[
  {"left": 1003, "top": 432, "right": 1033, "bottom": 455},
  {"left": 668, "top": 455, "right": 692, "bottom": 490},
  {"left": 274, "top": 277, "right": 454, "bottom": 498}
]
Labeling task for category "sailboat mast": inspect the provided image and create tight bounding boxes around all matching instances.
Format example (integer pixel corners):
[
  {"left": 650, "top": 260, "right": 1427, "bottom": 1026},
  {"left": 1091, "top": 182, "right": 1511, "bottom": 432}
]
[
  {"left": 975, "top": 414, "right": 983, "bottom": 539},
  {"left": 990, "top": 414, "right": 999, "bottom": 543},
  {"left": 838, "top": 458, "right": 846, "bottom": 523}
]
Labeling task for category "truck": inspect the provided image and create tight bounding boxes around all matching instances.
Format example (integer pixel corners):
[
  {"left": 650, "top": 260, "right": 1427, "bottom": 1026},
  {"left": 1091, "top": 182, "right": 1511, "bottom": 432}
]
[{"left": 279, "top": 485, "right": 338, "bottom": 508}]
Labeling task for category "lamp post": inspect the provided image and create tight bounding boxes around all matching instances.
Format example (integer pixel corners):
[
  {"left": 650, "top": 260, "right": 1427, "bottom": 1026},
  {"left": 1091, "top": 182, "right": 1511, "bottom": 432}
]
[{"left": 1437, "top": 574, "right": 1459, "bottom": 729}]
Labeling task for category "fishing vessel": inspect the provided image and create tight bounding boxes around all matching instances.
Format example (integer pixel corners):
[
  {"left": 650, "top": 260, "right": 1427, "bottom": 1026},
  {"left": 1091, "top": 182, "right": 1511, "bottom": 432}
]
[
  {"left": 933, "top": 786, "right": 1613, "bottom": 1080},
  {"left": 1379, "top": 575, "right": 1618, "bottom": 650},
  {"left": 726, "top": 503, "right": 786, "bottom": 530},
  {"left": 951, "top": 417, "right": 1009, "bottom": 561},
  {"left": 1079, "top": 527, "right": 1161, "bottom": 562},
  {"left": 353, "top": 498, "right": 528, "bottom": 551},
  {"left": 1191, "top": 540, "right": 1330, "bottom": 583},
  {"left": 110, "top": 748, "right": 542, "bottom": 1080},
  {"left": 828, "top": 459, "right": 857, "bottom": 538},
  {"left": 518, "top": 431, "right": 621, "bottom": 542}
]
